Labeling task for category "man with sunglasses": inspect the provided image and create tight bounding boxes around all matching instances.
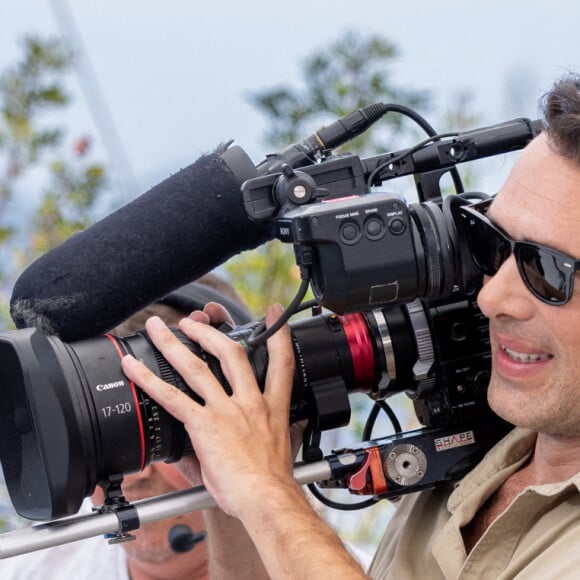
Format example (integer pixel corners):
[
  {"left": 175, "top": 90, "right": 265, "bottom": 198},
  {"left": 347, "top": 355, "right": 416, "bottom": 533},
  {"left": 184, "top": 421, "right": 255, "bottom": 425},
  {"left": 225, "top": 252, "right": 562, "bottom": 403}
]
[{"left": 121, "top": 74, "right": 580, "bottom": 579}]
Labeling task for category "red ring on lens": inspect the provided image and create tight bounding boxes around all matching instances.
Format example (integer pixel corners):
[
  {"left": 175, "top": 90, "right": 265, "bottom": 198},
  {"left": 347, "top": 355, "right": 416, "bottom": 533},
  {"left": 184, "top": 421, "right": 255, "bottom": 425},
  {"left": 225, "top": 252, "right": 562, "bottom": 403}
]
[
  {"left": 340, "top": 313, "right": 375, "bottom": 390},
  {"left": 105, "top": 334, "right": 147, "bottom": 472}
]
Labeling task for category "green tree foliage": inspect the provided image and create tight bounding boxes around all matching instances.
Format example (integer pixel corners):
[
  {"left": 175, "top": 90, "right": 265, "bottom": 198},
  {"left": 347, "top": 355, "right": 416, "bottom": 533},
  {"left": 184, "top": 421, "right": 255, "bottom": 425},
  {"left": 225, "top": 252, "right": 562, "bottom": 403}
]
[
  {"left": 0, "top": 37, "right": 69, "bottom": 250},
  {"left": 0, "top": 37, "right": 107, "bottom": 329},
  {"left": 29, "top": 142, "right": 105, "bottom": 255}
]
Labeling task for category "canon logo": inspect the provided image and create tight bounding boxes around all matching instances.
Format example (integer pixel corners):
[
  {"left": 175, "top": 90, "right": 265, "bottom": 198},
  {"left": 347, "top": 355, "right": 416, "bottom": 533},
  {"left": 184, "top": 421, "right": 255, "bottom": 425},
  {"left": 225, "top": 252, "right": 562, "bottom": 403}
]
[{"left": 96, "top": 380, "right": 126, "bottom": 392}]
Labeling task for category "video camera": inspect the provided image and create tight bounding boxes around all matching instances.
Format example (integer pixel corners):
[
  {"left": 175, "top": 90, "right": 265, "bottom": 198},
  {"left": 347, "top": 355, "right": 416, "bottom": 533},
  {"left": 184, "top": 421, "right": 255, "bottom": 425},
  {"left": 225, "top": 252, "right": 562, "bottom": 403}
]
[
  {"left": 0, "top": 105, "right": 539, "bottom": 548},
  {"left": 232, "top": 110, "right": 538, "bottom": 505}
]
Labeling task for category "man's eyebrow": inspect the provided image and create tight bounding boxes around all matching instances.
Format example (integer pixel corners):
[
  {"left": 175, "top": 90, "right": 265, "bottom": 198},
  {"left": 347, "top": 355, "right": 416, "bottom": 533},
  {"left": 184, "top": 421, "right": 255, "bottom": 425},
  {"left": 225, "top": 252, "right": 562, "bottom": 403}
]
[{"left": 486, "top": 201, "right": 529, "bottom": 243}]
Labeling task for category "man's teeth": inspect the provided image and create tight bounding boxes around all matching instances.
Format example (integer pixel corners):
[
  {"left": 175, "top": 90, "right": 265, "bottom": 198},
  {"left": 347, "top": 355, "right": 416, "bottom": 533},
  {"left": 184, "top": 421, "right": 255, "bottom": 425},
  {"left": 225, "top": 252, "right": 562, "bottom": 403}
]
[{"left": 501, "top": 345, "right": 551, "bottom": 363}]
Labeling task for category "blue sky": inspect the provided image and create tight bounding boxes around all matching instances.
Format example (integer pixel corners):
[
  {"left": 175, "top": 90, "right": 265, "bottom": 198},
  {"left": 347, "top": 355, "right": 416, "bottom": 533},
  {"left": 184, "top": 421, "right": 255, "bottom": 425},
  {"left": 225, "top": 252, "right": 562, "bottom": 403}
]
[{"left": 2, "top": 1, "right": 580, "bottom": 205}]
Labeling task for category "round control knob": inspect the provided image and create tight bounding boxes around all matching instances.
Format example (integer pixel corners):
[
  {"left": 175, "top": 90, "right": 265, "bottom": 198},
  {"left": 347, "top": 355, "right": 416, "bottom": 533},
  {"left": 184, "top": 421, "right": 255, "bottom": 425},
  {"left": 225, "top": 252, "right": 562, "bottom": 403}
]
[
  {"left": 364, "top": 217, "right": 384, "bottom": 240},
  {"left": 388, "top": 217, "right": 406, "bottom": 235},
  {"left": 340, "top": 221, "right": 361, "bottom": 244}
]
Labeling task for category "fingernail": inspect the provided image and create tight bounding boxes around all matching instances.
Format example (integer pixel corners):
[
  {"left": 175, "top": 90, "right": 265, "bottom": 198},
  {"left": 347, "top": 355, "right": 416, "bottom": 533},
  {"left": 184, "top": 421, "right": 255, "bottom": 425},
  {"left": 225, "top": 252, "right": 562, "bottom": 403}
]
[
  {"left": 148, "top": 316, "right": 166, "bottom": 329},
  {"left": 122, "top": 354, "right": 137, "bottom": 367}
]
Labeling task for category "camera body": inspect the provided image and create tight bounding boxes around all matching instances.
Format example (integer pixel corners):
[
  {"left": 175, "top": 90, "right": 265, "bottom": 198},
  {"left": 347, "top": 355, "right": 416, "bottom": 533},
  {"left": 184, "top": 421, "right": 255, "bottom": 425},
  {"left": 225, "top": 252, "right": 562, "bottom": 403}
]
[{"left": 278, "top": 193, "right": 424, "bottom": 313}]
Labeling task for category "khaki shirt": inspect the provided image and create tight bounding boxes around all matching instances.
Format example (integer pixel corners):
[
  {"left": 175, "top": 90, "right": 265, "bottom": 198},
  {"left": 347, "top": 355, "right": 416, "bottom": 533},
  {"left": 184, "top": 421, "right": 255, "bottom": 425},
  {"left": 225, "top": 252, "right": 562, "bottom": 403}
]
[{"left": 369, "top": 427, "right": 580, "bottom": 579}]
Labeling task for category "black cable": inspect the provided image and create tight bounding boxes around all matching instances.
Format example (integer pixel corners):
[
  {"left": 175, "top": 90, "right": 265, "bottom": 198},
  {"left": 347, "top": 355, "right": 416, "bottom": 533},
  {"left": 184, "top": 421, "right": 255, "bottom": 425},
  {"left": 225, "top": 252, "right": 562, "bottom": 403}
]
[
  {"left": 296, "top": 298, "right": 320, "bottom": 313},
  {"left": 362, "top": 400, "right": 402, "bottom": 441},
  {"left": 307, "top": 482, "right": 379, "bottom": 511},
  {"left": 246, "top": 278, "right": 311, "bottom": 346},
  {"left": 382, "top": 103, "right": 439, "bottom": 137},
  {"left": 380, "top": 104, "right": 465, "bottom": 194},
  {"left": 366, "top": 131, "right": 460, "bottom": 189}
]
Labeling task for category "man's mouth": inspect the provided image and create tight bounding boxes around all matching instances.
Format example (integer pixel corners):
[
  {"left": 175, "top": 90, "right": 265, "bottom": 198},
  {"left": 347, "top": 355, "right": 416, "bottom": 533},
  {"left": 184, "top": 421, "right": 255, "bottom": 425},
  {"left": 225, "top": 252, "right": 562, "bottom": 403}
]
[{"left": 500, "top": 345, "right": 552, "bottom": 364}]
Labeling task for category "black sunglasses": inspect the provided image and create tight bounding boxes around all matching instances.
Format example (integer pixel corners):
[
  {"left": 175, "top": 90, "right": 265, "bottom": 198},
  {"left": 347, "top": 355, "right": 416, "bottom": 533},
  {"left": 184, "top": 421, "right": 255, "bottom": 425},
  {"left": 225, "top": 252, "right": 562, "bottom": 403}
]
[{"left": 458, "top": 199, "right": 580, "bottom": 305}]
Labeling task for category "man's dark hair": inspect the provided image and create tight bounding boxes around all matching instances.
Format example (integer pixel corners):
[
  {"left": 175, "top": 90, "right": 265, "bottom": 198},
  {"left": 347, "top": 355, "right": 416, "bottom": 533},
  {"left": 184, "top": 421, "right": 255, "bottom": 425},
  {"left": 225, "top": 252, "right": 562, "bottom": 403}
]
[{"left": 541, "top": 72, "right": 580, "bottom": 164}]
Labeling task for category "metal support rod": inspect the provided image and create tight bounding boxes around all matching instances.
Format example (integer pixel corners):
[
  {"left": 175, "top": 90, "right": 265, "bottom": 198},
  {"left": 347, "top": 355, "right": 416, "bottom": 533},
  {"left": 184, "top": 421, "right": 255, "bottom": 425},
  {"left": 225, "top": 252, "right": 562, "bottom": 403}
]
[{"left": 0, "top": 460, "right": 333, "bottom": 559}]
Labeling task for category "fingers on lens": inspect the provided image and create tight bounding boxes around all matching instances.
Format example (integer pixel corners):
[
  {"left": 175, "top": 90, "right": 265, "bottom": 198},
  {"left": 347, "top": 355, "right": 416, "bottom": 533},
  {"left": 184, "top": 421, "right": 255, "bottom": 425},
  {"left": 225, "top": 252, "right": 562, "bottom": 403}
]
[
  {"left": 122, "top": 355, "right": 188, "bottom": 409},
  {"left": 179, "top": 318, "right": 257, "bottom": 397},
  {"left": 144, "top": 317, "right": 219, "bottom": 401},
  {"left": 203, "top": 302, "right": 235, "bottom": 326}
]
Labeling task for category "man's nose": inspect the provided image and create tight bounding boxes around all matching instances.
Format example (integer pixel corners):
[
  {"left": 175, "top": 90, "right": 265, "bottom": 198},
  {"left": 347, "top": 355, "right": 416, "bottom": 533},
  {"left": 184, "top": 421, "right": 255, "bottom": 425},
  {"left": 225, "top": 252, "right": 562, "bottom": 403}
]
[{"left": 476, "top": 255, "right": 535, "bottom": 321}]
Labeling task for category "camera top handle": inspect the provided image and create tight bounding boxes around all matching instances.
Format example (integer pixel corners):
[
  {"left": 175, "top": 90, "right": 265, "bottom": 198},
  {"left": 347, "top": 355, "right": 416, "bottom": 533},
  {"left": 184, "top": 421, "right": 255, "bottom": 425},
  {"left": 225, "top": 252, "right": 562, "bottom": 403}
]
[{"left": 241, "top": 117, "right": 541, "bottom": 221}]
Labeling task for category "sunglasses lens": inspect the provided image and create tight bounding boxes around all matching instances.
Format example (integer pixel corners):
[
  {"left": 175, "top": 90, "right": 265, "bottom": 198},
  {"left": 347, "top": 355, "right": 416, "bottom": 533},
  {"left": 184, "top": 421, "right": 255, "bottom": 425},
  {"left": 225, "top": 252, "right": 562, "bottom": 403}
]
[
  {"left": 518, "top": 245, "right": 569, "bottom": 303},
  {"left": 466, "top": 214, "right": 511, "bottom": 276}
]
